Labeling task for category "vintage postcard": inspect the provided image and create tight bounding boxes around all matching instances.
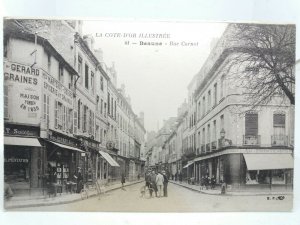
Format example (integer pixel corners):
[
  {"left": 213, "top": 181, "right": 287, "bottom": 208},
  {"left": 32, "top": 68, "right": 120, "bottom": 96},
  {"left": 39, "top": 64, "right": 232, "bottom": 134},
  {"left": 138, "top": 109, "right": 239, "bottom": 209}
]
[{"left": 3, "top": 18, "right": 295, "bottom": 212}]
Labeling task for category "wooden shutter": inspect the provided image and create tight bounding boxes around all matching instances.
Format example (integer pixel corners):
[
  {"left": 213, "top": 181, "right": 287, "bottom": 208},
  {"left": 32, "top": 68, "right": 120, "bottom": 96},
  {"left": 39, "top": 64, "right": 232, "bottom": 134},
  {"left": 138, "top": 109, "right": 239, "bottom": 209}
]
[
  {"left": 245, "top": 113, "right": 258, "bottom": 136},
  {"left": 74, "top": 110, "right": 78, "bottom": 134}
]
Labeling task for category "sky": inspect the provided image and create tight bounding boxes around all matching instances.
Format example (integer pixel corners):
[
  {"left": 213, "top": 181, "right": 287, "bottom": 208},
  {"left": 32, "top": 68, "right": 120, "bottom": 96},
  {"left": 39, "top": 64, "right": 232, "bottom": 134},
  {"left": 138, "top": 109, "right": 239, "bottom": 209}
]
[{"left": 82, "top": 20, "right": 227, "bottom": 132}]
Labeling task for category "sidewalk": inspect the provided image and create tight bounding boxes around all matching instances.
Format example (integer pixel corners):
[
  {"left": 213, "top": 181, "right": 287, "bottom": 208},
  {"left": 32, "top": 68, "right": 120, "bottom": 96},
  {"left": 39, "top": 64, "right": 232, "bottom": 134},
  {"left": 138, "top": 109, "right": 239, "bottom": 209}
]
[
  {"left": 169, "top": 180, "right": 293, "bottom": 196},
  {"left": 4, "top": 180, "right": 144, "bottom": 210}
]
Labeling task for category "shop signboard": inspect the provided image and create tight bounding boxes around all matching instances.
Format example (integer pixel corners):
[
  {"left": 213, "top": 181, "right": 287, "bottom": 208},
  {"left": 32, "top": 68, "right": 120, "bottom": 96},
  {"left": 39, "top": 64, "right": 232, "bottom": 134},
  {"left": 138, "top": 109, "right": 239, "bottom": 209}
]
[{"left": 4, "top": 61, "right": 42, "bottom": 125}]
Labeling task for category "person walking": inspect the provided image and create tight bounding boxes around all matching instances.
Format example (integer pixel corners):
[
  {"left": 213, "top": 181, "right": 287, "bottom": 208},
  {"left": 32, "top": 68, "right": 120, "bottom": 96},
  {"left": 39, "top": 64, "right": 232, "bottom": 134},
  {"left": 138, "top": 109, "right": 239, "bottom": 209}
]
[
  {"left": 145, "top": 171, "right": 151, "bottom": 188},
  {"left": 150, "top": 170, "right": 158, "bottom": 197},
  {"left": 75, "top": 167, "right": 83, "bottom": 193},
  {"left": 162, "top": 171, "right": 169, "bottom": 197},
  {"left": 156, "top": 171, "right": 164, "bottom": 197},
  {"left": 121, "top": 173, "right": 126, "bottom": 190}
]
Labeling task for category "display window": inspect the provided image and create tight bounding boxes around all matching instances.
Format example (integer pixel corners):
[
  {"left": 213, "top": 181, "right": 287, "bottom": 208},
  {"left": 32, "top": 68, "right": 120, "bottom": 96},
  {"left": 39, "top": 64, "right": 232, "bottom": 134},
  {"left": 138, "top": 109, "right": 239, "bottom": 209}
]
[{"left": 4, "top": 146, "right": 31, "bottom": 189}]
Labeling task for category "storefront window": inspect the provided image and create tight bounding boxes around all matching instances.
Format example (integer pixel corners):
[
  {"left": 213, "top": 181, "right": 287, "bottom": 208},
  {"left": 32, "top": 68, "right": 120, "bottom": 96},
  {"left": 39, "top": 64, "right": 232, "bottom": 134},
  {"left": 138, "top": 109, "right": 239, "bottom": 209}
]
[{"left": 4, "top": 146, "right": 30, "bottom": 187}]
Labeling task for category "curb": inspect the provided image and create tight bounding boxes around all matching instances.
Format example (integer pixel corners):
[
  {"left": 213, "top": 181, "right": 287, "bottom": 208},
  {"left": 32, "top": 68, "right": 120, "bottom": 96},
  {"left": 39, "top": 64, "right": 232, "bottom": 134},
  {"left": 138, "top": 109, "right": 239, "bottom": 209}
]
[
  {"left": 5, "top": 180, "right": 144, "bottom": 210},
  {"left": 169, "top": 181, "right": 293, "bottom": 196}
]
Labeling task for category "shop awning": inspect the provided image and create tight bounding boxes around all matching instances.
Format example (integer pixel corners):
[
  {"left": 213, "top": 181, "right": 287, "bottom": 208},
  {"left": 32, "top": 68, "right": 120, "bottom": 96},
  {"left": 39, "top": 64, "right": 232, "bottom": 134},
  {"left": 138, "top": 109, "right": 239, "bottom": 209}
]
[
  {"left": 49, "top": 141, "right": 85, "bottom": 153},
  {"left": 99, "top": 151, "right": 120, "bottom": 167},
  {"left": 4, "top": 136, "right": 42, "bottom": 147},
  {"left": 183, "top": 161, "right": 194, "bottom": 169},
  {"left": 243, "top": 153, "right": 294, "bottom": 170}
]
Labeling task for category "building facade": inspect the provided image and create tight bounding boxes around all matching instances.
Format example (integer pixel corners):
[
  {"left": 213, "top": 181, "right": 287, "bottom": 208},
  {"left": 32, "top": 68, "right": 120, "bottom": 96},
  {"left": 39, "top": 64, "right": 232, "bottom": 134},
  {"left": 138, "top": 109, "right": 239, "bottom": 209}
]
[{"left": 4, "top": 19, "right": 146, "bottom": 196}]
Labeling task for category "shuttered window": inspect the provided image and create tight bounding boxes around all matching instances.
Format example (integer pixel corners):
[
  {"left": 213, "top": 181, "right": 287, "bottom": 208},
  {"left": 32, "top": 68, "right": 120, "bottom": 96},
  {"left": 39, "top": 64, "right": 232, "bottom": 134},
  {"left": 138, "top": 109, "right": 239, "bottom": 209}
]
[
  {"left": 4, "top": 85, "right": 9, "bottom": 119},
  {"left": 77, "top": 100, "right": 81, "bottom": 129},
  {"left": 43, "top": 94, "right": 49, "bottom": 129},
  {"left": 55, "top": 100, "right": 58, "bottom": 128},
  {"left": 245, "top": 113, "right": 258, "bottom": 136}
]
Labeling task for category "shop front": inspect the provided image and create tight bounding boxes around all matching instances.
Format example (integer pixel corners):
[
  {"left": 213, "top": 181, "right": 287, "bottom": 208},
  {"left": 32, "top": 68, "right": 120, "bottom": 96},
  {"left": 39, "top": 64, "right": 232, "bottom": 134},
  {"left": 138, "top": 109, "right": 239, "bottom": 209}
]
[
  {"left": 98, "top": 150, "right": 120, "bottom": 184},
  {"left": 194, "top": 149, "right": 294, "bottom": 190},
  {"left": 44, "top": 130, "right": 84, "bottom": 194},
  {"left": 4, "top": 124, "right": 44, "bottom": 196}
]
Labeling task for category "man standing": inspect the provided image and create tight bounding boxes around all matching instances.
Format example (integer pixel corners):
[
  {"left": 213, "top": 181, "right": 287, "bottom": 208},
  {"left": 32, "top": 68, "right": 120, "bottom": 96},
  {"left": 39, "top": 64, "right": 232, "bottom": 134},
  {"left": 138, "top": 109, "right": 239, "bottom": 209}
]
[
  {"left": 145, "top": 171, "right": 151, "bottom": 188},
  {"left": 150, "top": 170, "right": 158, "bottom": 197},
  {"left": 162, "top": 171, "right": 168, "bottom": 197},
  {"left": 156, "top": 171, "right": 164, "bottom": 197}
]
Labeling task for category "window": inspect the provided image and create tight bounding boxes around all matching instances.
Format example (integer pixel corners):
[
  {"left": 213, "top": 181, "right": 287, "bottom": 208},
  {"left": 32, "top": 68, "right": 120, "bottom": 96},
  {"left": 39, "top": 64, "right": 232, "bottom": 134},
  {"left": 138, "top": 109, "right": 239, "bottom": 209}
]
[
  {"left": 83, "top": 105, "right": 88, "bottom": 132},
  {"left": 104, "top": 103, "right": 107, "bottom": 117},
  {"left": 85, "top": 64, "right": 89, "bottom": 89},
  {"left": 59, "top": 63, "right": 64, "bottom": 83},
  {"left": 202, "top": 128, "right": 205, "bottom": 145},
  {"left": 207, "top": 124, "right": 211, "bottom": 143},
  {"left": 91, "top": 71, "right": 95, "bottom": 94},
  {"left": 220, "top": 114, "right": 224, "bottom": 131},
  {"left": 213, "top": 120, "right": 216, "bottom": 141},
  {"left": 55, "top": 101, "right": 63, "bottom": 130},
  {"left": 47, "top": 53, "right": 51, "bottom": 74},
  {"left": 198, "top": 101, "right": 201, "bottom": 119},
  {"left": 107, "top": 93, "right": 110, "bottom": 115},
  {"left": 100, "top": 76, "right": 104, "bottom": 91},
  {"left": 67, "top": 108, "right": 73, "bottom": 133},
  {"left": 208, "top": 90, "right": 211, "bottom": 111},
  {"left": 202, "top": 96, "right": 206, "bottom": 116},
  {"left": 198, "top": 131, "right": 201, "bottom": 150},
  {"left": 100, "top": 99, "right": 103, "bottom": 115},
  {"left": 111, "top": 97, "right": 114, "bottom": 117},
  {"left": 4, "top": 85, "right": 9, "bottom": 119},
  {"left": 245, "top": 113, "right": 258, "bottom": 136},
  {"left": 273, "top": 113, "right": 285, "bottom": 136},
  {"left": 78, "top": 56, "right": 83, "bottom": 84},
  {"left": 220, "top": 75, "right": 225, "bottom": 98},
  {"left": 214, "top": 83, "right": 217, "bottom": 106},
  {"left": 114, "top": 100, "right": 117, "bottom": 119}
]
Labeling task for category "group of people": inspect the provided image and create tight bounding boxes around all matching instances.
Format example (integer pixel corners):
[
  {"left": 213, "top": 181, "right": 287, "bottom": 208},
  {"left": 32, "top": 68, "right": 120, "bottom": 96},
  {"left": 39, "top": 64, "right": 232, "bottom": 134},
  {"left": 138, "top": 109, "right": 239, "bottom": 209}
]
[
  {"left": 200, "top": 175, "right": 216, "bottom": 190},
  {"left": 145, "top": 170, "right": 168, "bottom": 197}
]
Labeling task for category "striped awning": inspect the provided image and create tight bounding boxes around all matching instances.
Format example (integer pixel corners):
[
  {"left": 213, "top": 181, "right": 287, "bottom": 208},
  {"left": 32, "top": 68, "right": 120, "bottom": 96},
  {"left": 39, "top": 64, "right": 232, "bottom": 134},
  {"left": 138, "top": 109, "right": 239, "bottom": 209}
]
[{"left": 99, "top": 151, "right": 120, "bottom": 167}]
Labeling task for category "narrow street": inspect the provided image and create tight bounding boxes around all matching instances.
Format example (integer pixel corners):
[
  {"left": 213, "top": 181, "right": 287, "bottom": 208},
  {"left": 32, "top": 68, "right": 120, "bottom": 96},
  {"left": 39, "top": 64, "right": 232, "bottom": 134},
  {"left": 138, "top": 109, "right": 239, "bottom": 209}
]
[{"left": 15, "top": 183, "right": 292, "bottom": 212}]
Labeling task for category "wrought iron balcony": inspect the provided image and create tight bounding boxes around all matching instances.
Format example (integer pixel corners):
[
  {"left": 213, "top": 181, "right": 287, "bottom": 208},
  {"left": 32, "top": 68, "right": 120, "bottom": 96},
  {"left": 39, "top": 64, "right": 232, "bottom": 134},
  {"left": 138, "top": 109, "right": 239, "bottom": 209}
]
[
  {"left": 218, "top": 138, "right": 233, "bottom": 148},
  {"left": 243, "top": 135, "right": 261, "bottom": 146},
  {"left": 271, "top": 135, "right": 288, "bottom": 146}
]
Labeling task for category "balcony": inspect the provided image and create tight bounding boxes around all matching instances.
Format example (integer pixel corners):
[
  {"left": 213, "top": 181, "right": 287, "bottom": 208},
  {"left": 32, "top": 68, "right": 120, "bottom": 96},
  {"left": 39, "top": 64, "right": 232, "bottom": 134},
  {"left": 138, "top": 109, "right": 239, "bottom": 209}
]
[
  {"left": 271, "top": 135, "right": 288, "bottom": 146},
  {"left": 218, "top": 138, "right": 233, "bottom": 148},
  {"left": 206, "top": 143, "right": 211, "bottom": 152},
  {"left": 243, "top": 135, "right": 261, "bottom": 146},
  {"left": 211, "top": 141, "right": 217, "bottom": 150}
]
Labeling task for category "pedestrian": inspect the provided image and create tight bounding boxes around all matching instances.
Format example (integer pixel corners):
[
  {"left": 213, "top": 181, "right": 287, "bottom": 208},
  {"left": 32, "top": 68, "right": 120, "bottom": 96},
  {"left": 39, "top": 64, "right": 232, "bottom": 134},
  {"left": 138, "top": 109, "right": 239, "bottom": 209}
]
[
  {"left": 150, "top": 170, "right": 158, "bottom": 197},
  {"left": 179, "top": 172, "right": 183, "bottom": 183},
  {"left": 207, "top": 176, "right": 211, "bottom": 189},
  {"left": 200, "top": 176, "right": 205, "bottom": 190},
  {"left": 162, "top": 171, "right": 169, "bottom": 197},
  {"left": 75, "top": 167, "right": 83, "bottom": 193},
  {"left": 121, "top": 173, "right": 126, "bottom": 190},
  {"left": 145, "top": 171, "right": 151, "bottom": 188},
  {"left": 211, "top": 175, "right": 216, "bottom": 189},
  {"left": 204, "top": 175, "right": 209, "bottom": 190},
  {"left": 175, "top": 172, "right": 178, "bottom": 181},
  {"left": 221, "top": 180, "right": 226, "bottom": 194},
  {"left": 156, "top": 171, "right": 164, "bottom": 197},
  {"left": 4, "top": 181, "right": 13, "bottom": 201}
]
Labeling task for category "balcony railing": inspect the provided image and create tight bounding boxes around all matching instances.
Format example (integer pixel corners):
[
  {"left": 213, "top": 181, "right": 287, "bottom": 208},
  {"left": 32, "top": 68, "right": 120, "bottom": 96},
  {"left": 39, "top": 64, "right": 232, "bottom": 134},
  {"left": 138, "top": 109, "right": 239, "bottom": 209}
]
[
  {"left": 206, "top": 143, "right": 211, "bottom": 152},
  {"left": 271, "top": 135, "right": 288, "bottom": 146},
  {"left": 243, "top": 135, "right": 261, "bottom": 146},
  {"left": 211, "top": 141, "right": 217, "bottom": 150},
  {"left": 218, "top": 138, "right": 232, "bottom": 148}
]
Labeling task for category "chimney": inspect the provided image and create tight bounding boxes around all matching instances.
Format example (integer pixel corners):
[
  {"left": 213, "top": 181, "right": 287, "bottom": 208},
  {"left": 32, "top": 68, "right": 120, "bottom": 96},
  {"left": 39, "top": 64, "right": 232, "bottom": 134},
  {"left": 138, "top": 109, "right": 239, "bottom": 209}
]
[
  {"left": 83, "top": 34, "right": 94, "bottom": 51},
  {"left": 75, "top": 20, "right": 83, "bottom": 36}
]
